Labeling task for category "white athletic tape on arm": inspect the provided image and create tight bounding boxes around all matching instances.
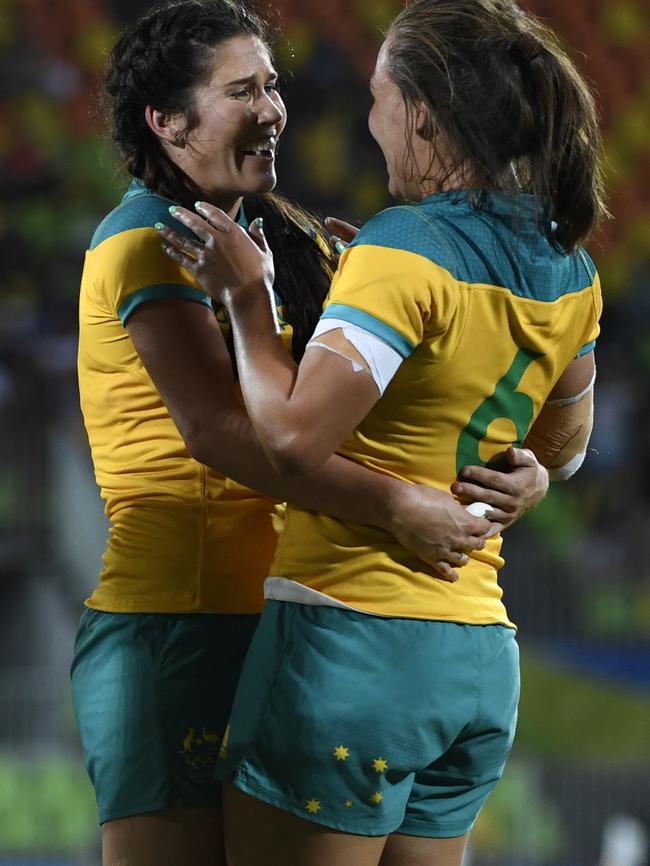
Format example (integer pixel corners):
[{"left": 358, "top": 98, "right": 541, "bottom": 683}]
[
  {"left": 525, "top": 388, "right": 593, "bottom": 481},
  {"left": 308, "top": 341, "right": 366, "bottom": 373},
  {"left": 546, "top": 370, "right": 596, "bottom": 406},
  {"left": 309, "top": 318, "right": 403, "bottom": 395},
  {"left": 549, "top": 451, "right": 586, "bottom": 481}
]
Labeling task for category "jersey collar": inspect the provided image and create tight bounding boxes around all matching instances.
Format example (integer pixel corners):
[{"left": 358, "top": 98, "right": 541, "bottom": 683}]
[{"left": 124, "top": 177, "right": 248, "bottom": 227}]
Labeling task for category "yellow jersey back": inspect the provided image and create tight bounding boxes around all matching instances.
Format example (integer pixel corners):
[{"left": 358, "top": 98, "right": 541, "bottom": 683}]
[{"left": 272, "top": 191, "right": 601, "bottom": 624}]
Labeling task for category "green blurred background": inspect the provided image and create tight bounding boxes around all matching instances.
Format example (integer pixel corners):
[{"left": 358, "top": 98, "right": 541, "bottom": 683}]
[{"left": 0, "top": 0, "right": 649, "bottom": 863}]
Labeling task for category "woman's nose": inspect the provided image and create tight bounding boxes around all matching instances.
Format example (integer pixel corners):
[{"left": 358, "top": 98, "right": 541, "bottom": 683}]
[{"left": 257, "top": 91, "right": 285, "bottom": 125}]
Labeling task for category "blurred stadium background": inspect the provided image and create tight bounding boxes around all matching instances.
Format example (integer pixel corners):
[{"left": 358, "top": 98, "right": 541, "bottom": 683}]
[{"left": 0, "top": 0, "right": 649, "bottom": 863}]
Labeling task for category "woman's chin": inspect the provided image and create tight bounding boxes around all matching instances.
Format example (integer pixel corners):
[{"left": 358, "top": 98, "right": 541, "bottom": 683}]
[
  {"left": 386, "top": 172, "right": 403, "bottom": 200},
  {"left": 244, "top": 168, "right": 278, "bottom": 195}
]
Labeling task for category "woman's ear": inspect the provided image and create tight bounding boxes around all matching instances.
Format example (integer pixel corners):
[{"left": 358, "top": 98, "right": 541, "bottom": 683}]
[
  {"left": 415, "top": 102, "right": 428, "bottom": 135},
  {"left": 144, "top": 105, "right": 185, "bottom": 148},
  {"left": 415, "top": 101, "right": 436, "bottom": 141}
]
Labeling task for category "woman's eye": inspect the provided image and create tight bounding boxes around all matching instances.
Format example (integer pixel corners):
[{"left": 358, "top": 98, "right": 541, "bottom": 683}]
[
  {"left": 265, "top": 82, "right": 280, "bottom": 94},
  {"left": 232, "top": 89, "right": 250, "bottom": 98}
]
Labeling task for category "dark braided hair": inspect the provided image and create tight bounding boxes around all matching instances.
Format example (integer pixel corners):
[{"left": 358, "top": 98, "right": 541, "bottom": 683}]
[
  {"left": 104, "top": 0, "right": 333, "bottom": 359},
  {"left": 385, "top": 0, "right": 607, "bottom": 251}
]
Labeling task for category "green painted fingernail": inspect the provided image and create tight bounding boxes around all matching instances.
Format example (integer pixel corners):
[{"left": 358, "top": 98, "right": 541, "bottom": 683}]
[
  {"left": 195, "top": 201, "right": 203, "bottom": 209},
  {"left": 335, "top": 240, "right": 346, "bottom": 255},
  {"left": 168, "top": 205, "right": 177, "bottom": 214},
  {"left": 254, "top": 217, "right": 263, "bottom": 228},
  {"left": 154, "top": 222, "right": 165, "bottom": 231}
]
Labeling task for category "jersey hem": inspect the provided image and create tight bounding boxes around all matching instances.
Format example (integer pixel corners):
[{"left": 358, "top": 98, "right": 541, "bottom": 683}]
[
  {"left": 83, "top": 598, "right": 264, "bottom": 616},
  {"left": 263, "top": 581, "right": 516, "bottom": 628}
]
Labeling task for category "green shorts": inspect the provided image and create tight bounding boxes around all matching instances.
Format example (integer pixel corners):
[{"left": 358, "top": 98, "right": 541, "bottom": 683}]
[
  {"left": 216, "top": 601, "right": 519, "bottom": 838},
  {"left": 71, "top": 608, "right": 259, "bottom": 823}
]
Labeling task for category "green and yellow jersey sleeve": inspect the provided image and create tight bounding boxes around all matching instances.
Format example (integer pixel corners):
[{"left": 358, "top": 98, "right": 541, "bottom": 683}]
[{"left": 87, "top": 188, "right": 210, "bottom": 324}]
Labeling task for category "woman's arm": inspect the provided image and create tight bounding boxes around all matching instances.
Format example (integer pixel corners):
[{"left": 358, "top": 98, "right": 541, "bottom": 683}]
[
  {"left": 154, "top": 205, "right": 550, "bottom": 534},
  {"left": 523, "top": 352, "right": 595, "bottom": 480},
  {"left": 126, "top": 298, "right": 492, "bottom": 579},
  {"left": 157, "top": 205, "right": 385, "bottom": 475}
]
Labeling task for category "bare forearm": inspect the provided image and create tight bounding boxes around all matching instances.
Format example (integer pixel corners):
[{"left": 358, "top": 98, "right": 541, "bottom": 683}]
[
  {"left": 191, "top": 405, "right": 399, "bottom": 531},
  {"left": 191, "top": 401, "right": 498, "bottom": 579},
  {"left": 225, "top": 287, "right": 302, "bottom": 458},
  {"left": 226, "top": 289, "right": 380, "bottom": 474}
]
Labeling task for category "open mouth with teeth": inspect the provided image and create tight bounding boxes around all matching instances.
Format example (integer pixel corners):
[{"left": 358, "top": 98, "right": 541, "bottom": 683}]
[{"left": 240, "top": 143, "right": 276, "bottom": 160}]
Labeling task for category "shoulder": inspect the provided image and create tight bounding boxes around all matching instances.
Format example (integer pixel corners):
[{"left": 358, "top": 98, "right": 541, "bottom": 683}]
[
  {"left": 83, "top": 187, "right": 208, "bottom": 320},
  {"left": 89, "top": 189, "right": 195, "bottom": 251},
  {"left": 350, "top": 204, "right": 457, "bottom": 274},
  {"left": 352, "top": 205, "right": 442, "bottom": 251}
]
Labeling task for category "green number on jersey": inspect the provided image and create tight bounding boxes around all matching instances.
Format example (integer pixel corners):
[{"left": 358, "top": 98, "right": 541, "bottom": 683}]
[{"left": 456, "top": 347, "right": 542, "bottom": 473}]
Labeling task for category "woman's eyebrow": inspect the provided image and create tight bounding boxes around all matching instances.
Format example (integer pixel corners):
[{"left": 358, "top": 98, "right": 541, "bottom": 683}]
[
  {"left": 224, "top": 74, "right": 255, "bottom": 87},
  {"left": 225, "top": 71, "right": 278, "bottom": 87}
]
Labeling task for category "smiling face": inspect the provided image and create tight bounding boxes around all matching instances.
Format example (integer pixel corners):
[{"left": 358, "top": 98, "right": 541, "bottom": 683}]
[
  {"left": 368, "top": 41, "right": 419, "bottom": 201},
  {"left": 151, "top": 34, "right": 286, "bottom": 214},
  {"left": 369, "top": 39, "right": 461, "bottom": 201}
]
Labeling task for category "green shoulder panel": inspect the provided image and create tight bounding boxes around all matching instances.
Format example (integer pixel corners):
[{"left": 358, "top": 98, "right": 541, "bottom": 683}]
[
  {"left": 351, "top": 194, "right": 597, "bottom": 304},
  {"left": 89, "top": 191, "right": 198, "bottom": 251}
]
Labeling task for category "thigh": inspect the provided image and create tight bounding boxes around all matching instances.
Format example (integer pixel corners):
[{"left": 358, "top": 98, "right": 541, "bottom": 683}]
[
  {"left": 102, "top": 804, "right": 225, "bottom": 866},
  {"left": 379, "top": 832, "right": 469, "bottom": 866},
  {"left": 223, "top": 785, "right": 387, "bottom": 866}
]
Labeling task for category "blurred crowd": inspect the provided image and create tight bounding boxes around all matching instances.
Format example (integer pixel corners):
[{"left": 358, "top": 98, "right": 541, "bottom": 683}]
[{"left": 0, "top": 0, "right": 648, "bottom": 863}]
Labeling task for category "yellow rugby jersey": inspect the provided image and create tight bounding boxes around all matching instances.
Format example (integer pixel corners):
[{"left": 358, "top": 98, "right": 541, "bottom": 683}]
[
  {"left": 272, "top": 191, "right": 602, "bottom": 625},
  {"left": 79, "top": 179, "right": 291, "bottom": 614}
]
